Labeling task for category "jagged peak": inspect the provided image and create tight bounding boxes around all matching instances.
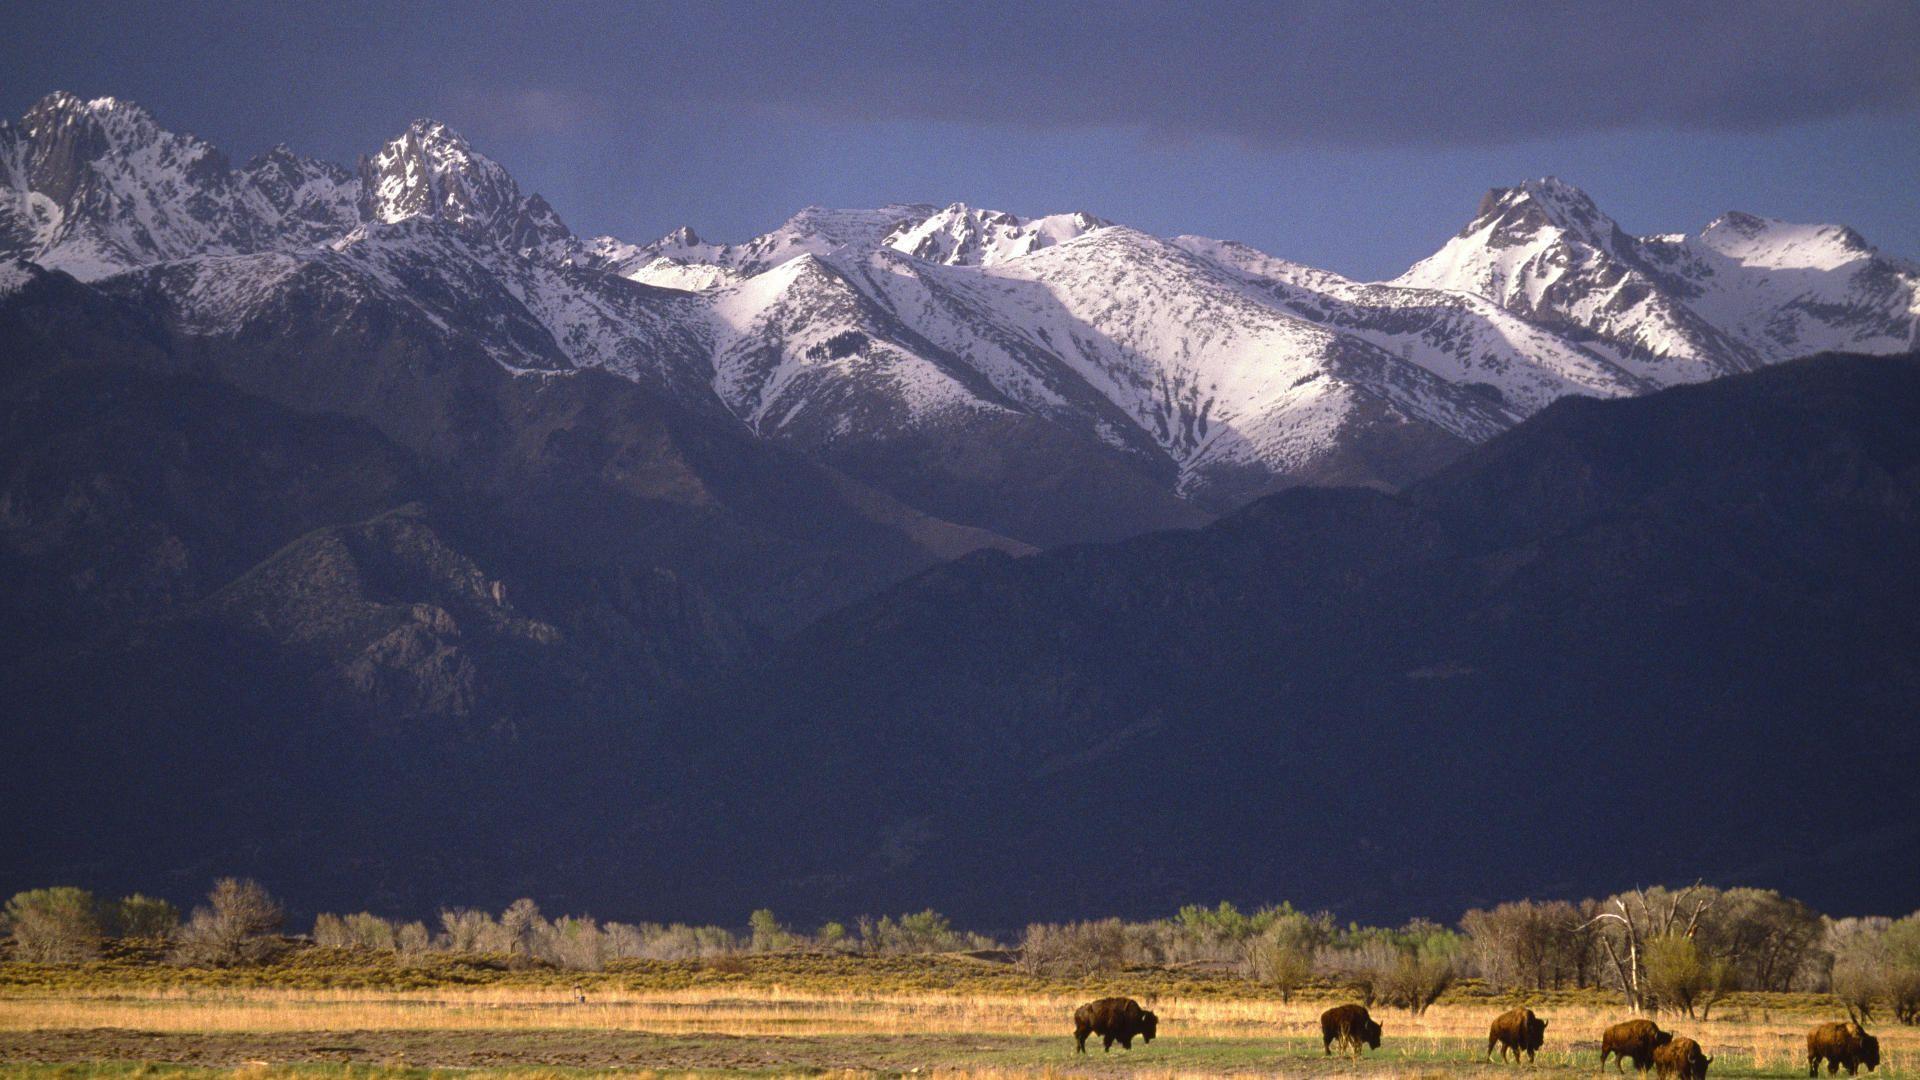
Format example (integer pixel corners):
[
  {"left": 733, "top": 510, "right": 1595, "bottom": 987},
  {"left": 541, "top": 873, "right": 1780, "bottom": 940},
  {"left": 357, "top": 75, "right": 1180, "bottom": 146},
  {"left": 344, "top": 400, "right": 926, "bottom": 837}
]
[
  {"left": 360, "top": 119, "right": 523, "bottom": 226},
  {"left": 26, "top": 91, "right": 146, "bottom": 119},
  {"left": 243, "top": 142, "right": 350, "bottom": 180},
  {"left": 1457, "top": 176, "right": 1626, "bottom": 257},
  {"left": 15, "top": 91, "right": 178, "bottom": 150},
  {"left": 365, "top": 118, "right": 494, "bottom": 175}
]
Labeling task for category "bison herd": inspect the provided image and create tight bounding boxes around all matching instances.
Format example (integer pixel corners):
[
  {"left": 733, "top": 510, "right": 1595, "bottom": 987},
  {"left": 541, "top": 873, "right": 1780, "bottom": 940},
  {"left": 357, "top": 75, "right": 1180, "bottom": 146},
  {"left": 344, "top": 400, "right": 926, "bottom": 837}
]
[{"left": 1067, "top": 997, "right": 1885, "bottom": 1077}]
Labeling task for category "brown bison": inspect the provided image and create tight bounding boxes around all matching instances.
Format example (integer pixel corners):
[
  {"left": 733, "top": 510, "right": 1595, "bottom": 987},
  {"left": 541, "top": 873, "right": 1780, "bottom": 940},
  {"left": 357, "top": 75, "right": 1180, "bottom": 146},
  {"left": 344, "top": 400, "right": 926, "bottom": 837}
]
[
  {"left": 1073, "top": 996, "right": 1157, "bottom": 1053},
  {"left": 1321, "top": 1003, "right": 1383, "bottom": 1056},
  {"left": 1488, "top": 1007, "right": 1549, "bottom": 1062},
  {"left": 1654, "top": 1035, "right": 1711, "bottom": 1080},
  {"left": 1808, "top": 1021, "right": 1881, "bottom": 1076},
  {"left": 1601, "top": 1019, "right": 1674, "bottom": 1073}
]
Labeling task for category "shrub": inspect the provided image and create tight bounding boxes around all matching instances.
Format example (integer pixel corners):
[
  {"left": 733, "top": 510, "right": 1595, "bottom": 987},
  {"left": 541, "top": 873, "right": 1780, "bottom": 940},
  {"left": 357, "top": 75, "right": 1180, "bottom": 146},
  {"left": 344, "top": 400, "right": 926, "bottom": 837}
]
[
  {"left": 314, "top": 911, "right": 398, "bottom": 951},
  {"left": 438, "top": 908, "right": 497, "bottom": 953},
  {"left": 1461, "top": 899, "right": 1590, "bottom": 990},
  {"left": 603, "top": 921, "right": 739, "bottom": 960},
  {"left": 1377, "top": 927, "right": 1459, "bottom": 1016},
  {"left": 3, "top": 887, "right": 103, "bottom": 963},
  {"left": 112, "top": 894, "right": 179, "bottom": 940},
  {"left": 172, "top": 878, "right": 285, "bottom": 966},
  {"left": 1886, "top": 913, "right": 1920, "bottom": 1024},
  {"left": 540, "top": 915, "right": 606, "bottom": 970},
  {"left": 1020, "top": 918, "right": 1153, "bottom": 976},
  {"left": 860, "top": 910, "right": 969, "bottom": 954},
  {"left": 1645, "top": 933, "right": 1733, "bottom": 1018},
  {"left": 1243, "top": 907, "right": 1332, "bottom": 999},
  {"left": 817, "top": 921, "right": 850, "bottom": 950},
  {"left": 396, "top": 920, "right": 430, "bottom": 954},
  {"left": 748, "top": 909, "right": 794, "bottom": 952}
]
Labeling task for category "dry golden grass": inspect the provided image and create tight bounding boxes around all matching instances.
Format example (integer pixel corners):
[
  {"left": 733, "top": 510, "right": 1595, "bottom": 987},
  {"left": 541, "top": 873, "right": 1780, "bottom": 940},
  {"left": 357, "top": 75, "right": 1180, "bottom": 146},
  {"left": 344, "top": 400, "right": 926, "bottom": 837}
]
[
  {"left": 1, "top": 983, "right": 1915, "bottom": 1065},
  {"left": 2, "top": 960, "right": 1914, "bottom": 1080}
]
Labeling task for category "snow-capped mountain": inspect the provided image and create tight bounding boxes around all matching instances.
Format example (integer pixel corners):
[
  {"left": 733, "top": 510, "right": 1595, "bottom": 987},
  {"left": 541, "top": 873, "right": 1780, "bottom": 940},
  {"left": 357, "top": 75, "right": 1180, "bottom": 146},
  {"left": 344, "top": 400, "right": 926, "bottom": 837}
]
[
  {"left": 1398, "top": 177, "right": 1919, "bottom": 381},
  {"left": 881, "top": 204, "right": 1107, "bottom": 266},
  {"left": 356, "top": 119, "right": 577, "bottom": 263},
  {"left": 5, "top": 92, "right": 1915, "bottom": 539},
  {"left": 0, "top": 92, "right": 358, "bottom": 278}
]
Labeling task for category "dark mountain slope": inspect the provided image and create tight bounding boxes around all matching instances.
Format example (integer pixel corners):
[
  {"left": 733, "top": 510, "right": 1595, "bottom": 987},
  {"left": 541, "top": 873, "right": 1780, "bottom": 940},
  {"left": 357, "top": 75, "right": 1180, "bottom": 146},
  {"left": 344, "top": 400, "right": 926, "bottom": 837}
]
[
  {"left": 0, "top": 265, "right": 1025, "bottom": 912},
  {"left": 671, "top": 352, "right": 1920, "bottom": 924}
]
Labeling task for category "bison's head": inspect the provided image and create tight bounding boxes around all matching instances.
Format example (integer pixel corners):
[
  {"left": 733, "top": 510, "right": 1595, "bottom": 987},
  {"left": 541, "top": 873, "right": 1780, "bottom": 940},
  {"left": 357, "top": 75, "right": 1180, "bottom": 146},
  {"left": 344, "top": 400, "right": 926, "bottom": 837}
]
[
  {"left": 1364, "top": 1019, "right": 1383, "bottom": 1049},
  {"left": 1140, "top": 1010, "right": 1158, "bottom": 1043},
  {"left": 1654, "top": 1030, "right": 1675, "bottom": 1048},
  {"left": 1862, "top": 1034, "right": 1880, "bottom": 1071},
  {"left": 1529, "top": 1018, "right": 1549, "bottom": 1042}
]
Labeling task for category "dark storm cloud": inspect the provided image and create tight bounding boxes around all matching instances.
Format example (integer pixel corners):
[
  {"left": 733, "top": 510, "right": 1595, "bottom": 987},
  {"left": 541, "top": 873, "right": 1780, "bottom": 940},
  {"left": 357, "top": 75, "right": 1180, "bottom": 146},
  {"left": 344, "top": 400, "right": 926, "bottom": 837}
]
[
  {"left": 627, "top": 0, "right": 1920, "bottom": 146},
  {"left": 2, "top": 0, "right": 1915, "bottom": 278},
  {"left": 412, "top": 0, "right": 1919, "bottom": 150},
  {"left": 8, "top": 0, "right": 1911, "bottom": 151}
]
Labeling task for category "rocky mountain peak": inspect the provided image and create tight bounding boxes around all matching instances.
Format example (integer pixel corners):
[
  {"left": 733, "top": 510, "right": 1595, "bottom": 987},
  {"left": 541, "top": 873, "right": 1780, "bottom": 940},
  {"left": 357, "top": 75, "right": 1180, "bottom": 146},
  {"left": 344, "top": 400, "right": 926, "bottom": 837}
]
[
  {"left": 1470, "top": 176, "right": 1619, "bottom": 251},
  {"left": 356, "top": 119, "right": 575, "bottom": 261}
]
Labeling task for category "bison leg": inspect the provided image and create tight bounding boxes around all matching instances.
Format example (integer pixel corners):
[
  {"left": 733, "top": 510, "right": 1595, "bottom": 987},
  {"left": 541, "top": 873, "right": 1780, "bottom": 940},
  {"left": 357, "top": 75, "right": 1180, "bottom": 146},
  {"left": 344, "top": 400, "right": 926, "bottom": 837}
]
[
  {"left": 1103, "top": 1035, "right": 1115, "bottom": 1052},
  {"left": 1075, "top": 1027, "right": 1088, "bottom": 1054}
]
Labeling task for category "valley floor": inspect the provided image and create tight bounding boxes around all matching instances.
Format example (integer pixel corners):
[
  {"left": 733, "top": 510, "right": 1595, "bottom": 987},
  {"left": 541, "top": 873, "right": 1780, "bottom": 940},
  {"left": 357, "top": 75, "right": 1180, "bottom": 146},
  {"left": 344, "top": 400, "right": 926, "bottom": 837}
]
[{"left": 0, "top": 958, "right": 1910, "bottom": 1080}]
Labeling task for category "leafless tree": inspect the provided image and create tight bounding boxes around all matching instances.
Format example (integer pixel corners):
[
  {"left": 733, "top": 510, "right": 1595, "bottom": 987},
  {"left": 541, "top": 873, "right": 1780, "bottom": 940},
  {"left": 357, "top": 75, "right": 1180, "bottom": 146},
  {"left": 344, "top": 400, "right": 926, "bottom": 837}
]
[
  {"left": 172, "top": 878, "right": 284, "bottom": 966},
  {"left": 1578, "top": 883, "right": 1717, "bottom": 1012}
]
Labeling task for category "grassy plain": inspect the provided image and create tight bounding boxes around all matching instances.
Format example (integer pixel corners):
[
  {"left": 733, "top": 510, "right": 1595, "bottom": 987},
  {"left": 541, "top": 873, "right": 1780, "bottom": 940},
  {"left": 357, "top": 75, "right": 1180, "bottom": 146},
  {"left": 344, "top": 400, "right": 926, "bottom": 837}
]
[{"left": 0, "top": 949, "right": 1910, "bottom": 1080}]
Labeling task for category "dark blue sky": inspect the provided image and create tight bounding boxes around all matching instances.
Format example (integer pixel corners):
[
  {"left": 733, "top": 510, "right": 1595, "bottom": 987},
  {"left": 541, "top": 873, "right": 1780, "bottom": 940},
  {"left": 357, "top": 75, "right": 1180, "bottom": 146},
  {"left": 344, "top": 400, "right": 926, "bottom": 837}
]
[{"left": 4, "top": 0, "right": 1915, "bottom": 280}]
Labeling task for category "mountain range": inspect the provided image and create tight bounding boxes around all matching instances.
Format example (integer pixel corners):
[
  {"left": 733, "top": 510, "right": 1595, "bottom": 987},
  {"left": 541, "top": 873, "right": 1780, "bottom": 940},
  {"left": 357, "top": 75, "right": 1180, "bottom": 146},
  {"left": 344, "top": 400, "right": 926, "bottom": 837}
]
[
  {"left": 3, "top": 92, "right": 1917, "bottom": 922},
  {"left": 7, "top": 94, "right": 1915, "bottom": 532}
]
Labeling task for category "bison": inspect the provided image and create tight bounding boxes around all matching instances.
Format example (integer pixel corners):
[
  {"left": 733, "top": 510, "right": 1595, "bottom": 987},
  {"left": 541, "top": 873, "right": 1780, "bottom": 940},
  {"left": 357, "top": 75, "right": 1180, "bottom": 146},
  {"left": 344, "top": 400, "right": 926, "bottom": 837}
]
[
  {"left": 1488, "top": 1007, "right": 1549, "bottom": 1063},
  {"left": 1073, "top": 996, "right": 1157, "bottom": 1053},
  {"left": 1321, "top": 1003, "right": 1383, "bottom": 1056},
  {"left": 1601, "top": 1019, "right": 1674, "bottom": 1073},
  {"left": 1808, "top": 1021, "right": 1880, "bottom": 1076},
  {"left": 1654, "top": 1035, "right": 1711, "bottom": 1080}
]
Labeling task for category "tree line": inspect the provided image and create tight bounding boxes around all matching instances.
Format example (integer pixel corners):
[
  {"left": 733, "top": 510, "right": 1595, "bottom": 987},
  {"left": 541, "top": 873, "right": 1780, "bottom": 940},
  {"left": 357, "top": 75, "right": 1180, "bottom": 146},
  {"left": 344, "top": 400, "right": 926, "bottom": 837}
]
[{"left": 3, "top": 879, "right": 1916, "bottom": 1023}]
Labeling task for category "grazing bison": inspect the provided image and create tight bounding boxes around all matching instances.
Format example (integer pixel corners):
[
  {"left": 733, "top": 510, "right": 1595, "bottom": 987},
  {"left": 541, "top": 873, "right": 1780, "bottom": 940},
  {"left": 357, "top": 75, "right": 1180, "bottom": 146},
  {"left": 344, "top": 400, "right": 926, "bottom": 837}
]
[
  {"left": 1654, "top": 1035, "right": 1711, "bottom": 1080},
  {"left": 1073, "top": 996, "right": 1157, "bottom": 1053},
  {"left": 1321, "top": 1003, "right": 1383, "bottom": 1056},
  {"left": 1808, "top": 1021, "right": 1880, "bottom": 1076},
  {"left": 1602, "top": 1019, "right": 1674, "bottom": 1073},
  {"left": 1488, "top": 1007, "right": 1549, "bottom": 1062}
]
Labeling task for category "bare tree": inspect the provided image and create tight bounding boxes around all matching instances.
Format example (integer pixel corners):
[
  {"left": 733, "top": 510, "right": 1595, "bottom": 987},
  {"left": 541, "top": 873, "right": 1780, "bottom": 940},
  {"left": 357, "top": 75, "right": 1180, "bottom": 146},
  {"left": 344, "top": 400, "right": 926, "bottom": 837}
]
[
  {"left": 1579, "top": 883, "right": 1717, "bottom": 1013},
  {"left": 172, "top": 878, "right": 284, "bottom": 966},
  {"left": 499, "top": 898, "right": 542, "bottom": 958},
  {"left": 1463, "top": 899, "right": 1588, "bottom": 989}
]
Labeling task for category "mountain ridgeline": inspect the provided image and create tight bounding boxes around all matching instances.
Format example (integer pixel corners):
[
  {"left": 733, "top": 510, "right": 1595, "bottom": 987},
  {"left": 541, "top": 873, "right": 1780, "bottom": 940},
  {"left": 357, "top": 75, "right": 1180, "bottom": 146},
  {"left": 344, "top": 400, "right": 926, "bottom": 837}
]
[{"left": 2, "top": 91, "right": 1917, "bottom": 921}]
